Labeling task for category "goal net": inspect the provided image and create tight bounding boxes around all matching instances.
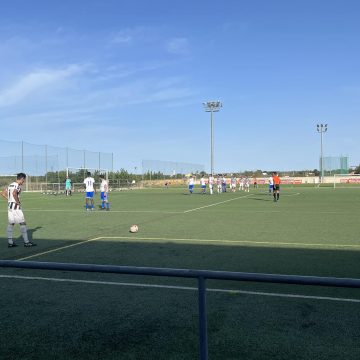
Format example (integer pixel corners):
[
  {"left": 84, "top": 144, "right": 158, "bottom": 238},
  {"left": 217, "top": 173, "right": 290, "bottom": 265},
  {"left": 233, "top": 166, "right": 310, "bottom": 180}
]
[
  {"left": 66, "top": 167, "right": 109, "bottom": 192},
  {"left": 333, "top": 174, "right": 360, "bottom": 188}
]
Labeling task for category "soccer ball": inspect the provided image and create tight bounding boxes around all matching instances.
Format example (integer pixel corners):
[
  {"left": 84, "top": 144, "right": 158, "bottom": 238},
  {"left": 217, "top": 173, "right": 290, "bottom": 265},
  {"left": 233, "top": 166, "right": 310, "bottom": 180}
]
[{"left": 129, "top": 224, "right": 139, "bottom": 233}]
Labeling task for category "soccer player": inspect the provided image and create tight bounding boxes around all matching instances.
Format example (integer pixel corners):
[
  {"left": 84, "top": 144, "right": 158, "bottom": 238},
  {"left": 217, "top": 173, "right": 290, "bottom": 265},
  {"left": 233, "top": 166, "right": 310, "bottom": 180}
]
[
  {"left": 83, "top": 171, "right": 96, "bottom": 210},
  {"left": 188, "top": 175, "right": 194, "bottom": 194},
  {"left": 244, "top": 177, "right": 250, "bottom": 192},
  {"left": 208, "top": 174, "right": 214, "bottom": 195},
  {"left": 222, "top": 175, "right": 227, "bottom": 193},
  {"left": 1, "top": 173, "right": 36, "bottom": 247},
  {"left": 272, "top": 172, "right": 281, "bottom": 202},
  {"left": 231, "top": 176, "right": 237, "bottom": 192},
  {"left": 99, "top": 174, "right": 110, "bottom": 210},
  {"left": 239, "top": 177, "right": 245, "bottom": 191},
  {"left": 268, "top": 175, "right": 274, "bottom": 195},
  {"left": 65, "top": 176, "right": 72, "bottom": 196},
  {"left": 200, "top": 175, "right": 206, "bottom": 194},
  {"left": 216, "top": 175, "right": 222, "bottom": 194}
]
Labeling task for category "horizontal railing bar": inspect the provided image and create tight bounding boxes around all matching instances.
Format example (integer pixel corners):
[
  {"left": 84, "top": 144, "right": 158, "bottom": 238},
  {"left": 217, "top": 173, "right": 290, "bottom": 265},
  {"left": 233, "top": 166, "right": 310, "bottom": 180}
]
[{"left": 1, "top": 260, "right": 360, "bottom": 288}]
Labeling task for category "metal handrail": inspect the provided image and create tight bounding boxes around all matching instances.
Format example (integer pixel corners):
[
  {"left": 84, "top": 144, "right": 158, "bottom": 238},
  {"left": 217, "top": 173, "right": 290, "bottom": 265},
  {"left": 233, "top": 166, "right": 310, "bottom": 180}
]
[{"left": 1, "top": 260, "right": 360, "bottom": 360}]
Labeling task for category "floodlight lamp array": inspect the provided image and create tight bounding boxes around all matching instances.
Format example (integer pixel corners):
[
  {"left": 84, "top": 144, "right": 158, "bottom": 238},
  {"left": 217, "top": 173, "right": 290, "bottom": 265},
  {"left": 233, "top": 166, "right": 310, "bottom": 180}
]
[
  {"left": 317, "top": 123, "right": 328, "bottom": 133},
  {"left": 203, "top": 101, "right": 222, "bottom": 112}
]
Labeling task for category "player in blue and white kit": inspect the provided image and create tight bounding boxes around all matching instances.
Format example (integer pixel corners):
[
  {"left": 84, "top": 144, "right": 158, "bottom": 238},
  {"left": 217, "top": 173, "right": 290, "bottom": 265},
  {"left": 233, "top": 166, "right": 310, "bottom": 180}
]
[
  {"left": 99, "top": 174, "right": 110, "bottom": 210},
  {"left": 200, "top": 176, "right": 206, "bottom": 194},
  {"left": 268, "top": 175, "right": 274, "bottom": 194},
  {"left": 188, "top": 176, "right": 194, "bottom": 194},
  {"left": 217, "top": 175, "right": 222, "bottom": 194},
  {"left": 231, "top": 176, "right": 237, "bottom": 192},
  {"left": 208, "top": 175, "right": 214, "bottom": 195},
  {"left": 83, "top": 172, "right": 95, "bottom": 210}
]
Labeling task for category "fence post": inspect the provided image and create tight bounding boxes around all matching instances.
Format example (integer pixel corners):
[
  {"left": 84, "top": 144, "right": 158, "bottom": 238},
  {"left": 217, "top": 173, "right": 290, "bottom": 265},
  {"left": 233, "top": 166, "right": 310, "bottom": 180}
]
[{"left": 198, "top": 276, "right": 208, "bottom": 360}]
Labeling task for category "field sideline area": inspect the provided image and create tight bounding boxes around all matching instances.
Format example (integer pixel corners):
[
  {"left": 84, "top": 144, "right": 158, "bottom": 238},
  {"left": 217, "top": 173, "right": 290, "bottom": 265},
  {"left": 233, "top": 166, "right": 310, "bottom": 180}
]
[{"left": 1, "top": 186, "right": 359, "bottom": 359}]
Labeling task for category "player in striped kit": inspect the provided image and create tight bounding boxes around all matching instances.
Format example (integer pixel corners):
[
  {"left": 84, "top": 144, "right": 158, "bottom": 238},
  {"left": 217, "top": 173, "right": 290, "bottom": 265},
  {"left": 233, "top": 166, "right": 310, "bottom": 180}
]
[{"left": 1, "top": 173, "right": 36, "bottom": 247}]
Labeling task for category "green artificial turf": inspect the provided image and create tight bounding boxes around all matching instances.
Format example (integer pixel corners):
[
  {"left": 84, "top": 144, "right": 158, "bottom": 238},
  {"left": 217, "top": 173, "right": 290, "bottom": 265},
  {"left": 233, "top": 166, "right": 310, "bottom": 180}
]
[{"left": 0, "top": 186, "right": 359, "bottom": 359}]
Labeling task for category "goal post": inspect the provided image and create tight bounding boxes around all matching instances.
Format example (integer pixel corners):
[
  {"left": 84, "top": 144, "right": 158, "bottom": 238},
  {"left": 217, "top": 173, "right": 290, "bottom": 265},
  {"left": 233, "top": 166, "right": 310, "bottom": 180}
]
[
  {"left": 333, "top": 174, "right": 360, "bottom": 188},
  {"left": 66, "top": 167, "right": 109, "bottom": 192},
  {"left": 66, "top": 167, "right": 109, "bottom": 180}
]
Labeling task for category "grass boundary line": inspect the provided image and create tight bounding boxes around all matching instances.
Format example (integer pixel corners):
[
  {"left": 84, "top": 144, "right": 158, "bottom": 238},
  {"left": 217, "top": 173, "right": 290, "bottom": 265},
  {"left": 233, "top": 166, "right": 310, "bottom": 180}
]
[
  {"left": 183, "top": 194, "right": 254, "bottom": 213},
  {"left": 94, "top": 236, "right": 360, "bottom": 249},
  {"left": 17, "top": 236, "right": 103, "bottom": 261},
  {"left": 0, "top": 274, "right": 359, "bottom": 303}
]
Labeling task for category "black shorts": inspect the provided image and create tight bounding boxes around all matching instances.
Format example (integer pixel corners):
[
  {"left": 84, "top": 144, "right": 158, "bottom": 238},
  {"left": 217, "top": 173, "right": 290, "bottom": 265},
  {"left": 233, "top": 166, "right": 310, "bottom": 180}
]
[{"left": 273, "top": 184, "right": 280, "bottom": 191}]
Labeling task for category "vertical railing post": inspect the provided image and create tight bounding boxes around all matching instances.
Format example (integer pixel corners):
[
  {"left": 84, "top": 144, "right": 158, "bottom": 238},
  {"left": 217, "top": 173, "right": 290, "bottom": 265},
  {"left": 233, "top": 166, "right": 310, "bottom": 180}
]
[{"left": 198, "top": 276, "right": 208, "bottom": 360}]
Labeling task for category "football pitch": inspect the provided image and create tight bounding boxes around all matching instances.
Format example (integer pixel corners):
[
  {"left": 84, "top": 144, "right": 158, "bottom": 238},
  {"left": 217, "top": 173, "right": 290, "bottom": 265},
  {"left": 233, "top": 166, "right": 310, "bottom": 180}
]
[{"left": 1, "top": 186, "right": 359, "bottom": 359}]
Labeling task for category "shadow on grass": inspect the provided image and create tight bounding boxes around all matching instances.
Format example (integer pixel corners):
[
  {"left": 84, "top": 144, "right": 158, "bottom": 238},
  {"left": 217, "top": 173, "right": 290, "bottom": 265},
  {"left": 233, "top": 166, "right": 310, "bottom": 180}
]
[{"left": 0, "top": 238, "right": 360, "bottom": 359}]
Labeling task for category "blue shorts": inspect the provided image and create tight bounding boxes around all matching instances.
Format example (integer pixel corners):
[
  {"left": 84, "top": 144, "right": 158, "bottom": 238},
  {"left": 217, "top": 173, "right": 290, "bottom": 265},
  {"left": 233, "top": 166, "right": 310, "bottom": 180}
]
[
  {"left": 86, "top": 191, "right": 94, "bottom": 199},
  {"left": 201, "top": 185, "right": 206, "bottom": 189},
  {"left": 189, "top": 185, "right": 194, "bottom": 191},
  {"left": 100, "top": 192, "right": 108, "bottom": 200}
]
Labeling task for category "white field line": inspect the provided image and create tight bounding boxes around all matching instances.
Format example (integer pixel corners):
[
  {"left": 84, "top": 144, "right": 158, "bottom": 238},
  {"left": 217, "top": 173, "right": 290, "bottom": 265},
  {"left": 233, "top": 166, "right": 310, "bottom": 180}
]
[
  {"left": 184, "top": 194, "right": 253, "bottom": 213},
  {"left": 17, "top": 237, "right": 104, "bottom": 261},
  {"left": 281, "top": 192, "right": 301, "bottom": 197},
  {"left": 0, "top": 209, "right": 183, "bottom": 214},
  {"left": 0, "top": 274, "right": 358, "bottom": 303},
  {"left": 91, "top": 236, "right": 360, "bottom": 249}
]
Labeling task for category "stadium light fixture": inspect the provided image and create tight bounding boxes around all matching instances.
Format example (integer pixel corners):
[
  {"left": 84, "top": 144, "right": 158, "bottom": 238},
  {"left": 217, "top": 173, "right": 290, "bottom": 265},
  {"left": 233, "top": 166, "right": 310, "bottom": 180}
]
[
  {"left": 203, "top": 101, "right": 222, "bottom": 176},
  {"left": 316, "top": 123, "right": 328, "bottom": 182}
]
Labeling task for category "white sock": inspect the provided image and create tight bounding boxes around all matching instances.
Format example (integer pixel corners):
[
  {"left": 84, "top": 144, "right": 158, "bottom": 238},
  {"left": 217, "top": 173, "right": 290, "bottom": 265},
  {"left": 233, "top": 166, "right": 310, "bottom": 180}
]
[
  {"left": 20, "top": 224, "right": 29, "bottom": 243},
  {"left": 7, "top": 224, "right": 14, "bottom": 244}
]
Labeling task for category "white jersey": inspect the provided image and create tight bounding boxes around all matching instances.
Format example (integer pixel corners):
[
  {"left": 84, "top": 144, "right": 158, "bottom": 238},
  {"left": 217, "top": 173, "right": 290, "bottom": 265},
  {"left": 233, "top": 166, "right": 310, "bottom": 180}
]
[
  {"left": 208, "top": 176, "right": 214, "bottom": 185},
  {"left": 84, "top": 177, "right": 95, "bottom": 192},
  {"left": 188, "top": 177, "right": 194, "bottom": 186},
  {"left": 269, "top": 176, "right": 274, "bottom": 185},
  {"left": 200, "top": 178, "right": 206, "bottom": 186},
  {"left": 100, "top": 179, "right": 108, "bottom": 192},
  {"left": 7, "top": 182, "right": 22, "bottom": 210},
  {"left": 6, "top": 181, "right": 25, "bottom": 223}
]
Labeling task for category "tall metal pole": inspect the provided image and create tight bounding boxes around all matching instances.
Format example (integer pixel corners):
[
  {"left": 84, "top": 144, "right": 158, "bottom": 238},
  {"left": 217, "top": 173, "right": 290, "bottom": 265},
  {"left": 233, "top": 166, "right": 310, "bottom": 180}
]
[
  {"left": 210, "top": 110, "right": 214, "bottom": 176},
  {"left": 320, "top": 130, "right": 323, "bottom": 180},
  {"left": 21, "top": 140, "right": 24, "bottom": 172},
  {"left": 317, "top": 124, "right": 328, "bottom": 183},
  {"left": 203, "top": 101, "right": 222, "bottom": 176}
]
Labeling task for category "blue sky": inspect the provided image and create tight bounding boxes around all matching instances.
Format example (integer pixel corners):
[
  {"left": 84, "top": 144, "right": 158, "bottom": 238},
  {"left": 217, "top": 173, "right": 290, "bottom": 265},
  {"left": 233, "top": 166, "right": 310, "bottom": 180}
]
[{"left": 1, "top": 0, "right": 359, "bottom": 173}]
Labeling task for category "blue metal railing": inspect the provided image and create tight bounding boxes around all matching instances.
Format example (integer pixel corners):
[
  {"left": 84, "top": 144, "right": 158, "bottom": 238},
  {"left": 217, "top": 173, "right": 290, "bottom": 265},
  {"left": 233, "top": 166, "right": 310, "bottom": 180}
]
[{"left": 1, "top": 260, "right": 360, "bottom": 360}]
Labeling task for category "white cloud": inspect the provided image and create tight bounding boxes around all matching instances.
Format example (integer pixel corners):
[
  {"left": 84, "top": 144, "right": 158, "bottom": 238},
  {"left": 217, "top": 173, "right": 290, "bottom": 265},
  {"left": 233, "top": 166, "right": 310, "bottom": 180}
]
[
  {"left": 0, "top": 64, "right": 85, "bottom": 107},
  {"left": 166, "top": 37, "right": 190, "bottom": 55},
  {"left": 110, "top": 27, "right": 146, "bottom": 45}
]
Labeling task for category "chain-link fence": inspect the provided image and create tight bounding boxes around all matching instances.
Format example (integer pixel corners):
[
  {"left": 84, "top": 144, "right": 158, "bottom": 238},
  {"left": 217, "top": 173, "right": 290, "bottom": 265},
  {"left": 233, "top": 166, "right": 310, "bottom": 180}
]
[{"left": 0, "top": 139, "right": 113, "bottom": 176}]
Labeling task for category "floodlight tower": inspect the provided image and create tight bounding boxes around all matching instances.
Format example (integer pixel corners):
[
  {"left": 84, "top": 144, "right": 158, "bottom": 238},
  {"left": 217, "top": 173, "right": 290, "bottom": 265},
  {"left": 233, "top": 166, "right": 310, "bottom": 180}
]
[
  {"left": 203, "top": 101, "right": 222, "bottom": 176},
  {"left": 316, "top": 123, "right": 328, "bottom": 182}
]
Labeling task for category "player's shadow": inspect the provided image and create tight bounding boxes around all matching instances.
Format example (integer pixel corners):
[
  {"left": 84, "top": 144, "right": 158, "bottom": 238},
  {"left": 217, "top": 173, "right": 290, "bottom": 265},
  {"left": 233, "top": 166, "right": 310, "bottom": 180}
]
[
  {"left": 248, "top": 197, "right": 273, "bottom": 202},
  {"left": 27, "top": 226, "right": 42, "bottom": 242}
]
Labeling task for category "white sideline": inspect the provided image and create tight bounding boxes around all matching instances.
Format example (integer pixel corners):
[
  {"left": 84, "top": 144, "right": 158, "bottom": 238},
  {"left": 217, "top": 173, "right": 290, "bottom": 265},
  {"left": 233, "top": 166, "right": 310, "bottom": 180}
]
[
  {"left": 96, "top": 236, "right": 360, "bottom": 248},
  {"left": 0, "top": 274, "right": 358, "bottom": 303},
  {"left": 184, "top": 194, "right": 253, "bottom": 213}
]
